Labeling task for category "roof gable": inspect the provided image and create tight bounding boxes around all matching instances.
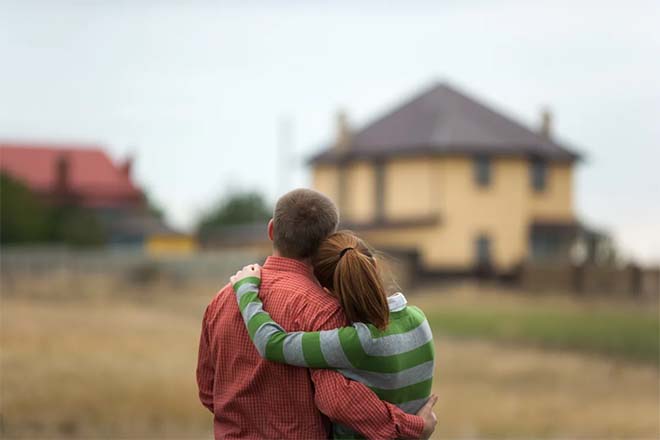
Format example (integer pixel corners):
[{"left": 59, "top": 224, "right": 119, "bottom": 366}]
[{"left": 311, "top": 82, "right": 581, "bottom": 163}]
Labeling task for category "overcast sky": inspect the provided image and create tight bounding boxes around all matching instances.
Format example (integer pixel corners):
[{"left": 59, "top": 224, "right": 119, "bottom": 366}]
[{"left": 1, "top": 0, "right": 658, "bottom": 263}]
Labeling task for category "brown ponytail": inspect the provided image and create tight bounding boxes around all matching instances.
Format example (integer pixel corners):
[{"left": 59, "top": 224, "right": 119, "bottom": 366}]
[{"left": 312, "top": 231, "right": 390, "bottom": 329}]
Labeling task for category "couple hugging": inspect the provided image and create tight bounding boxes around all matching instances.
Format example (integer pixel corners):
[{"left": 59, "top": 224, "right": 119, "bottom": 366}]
[{"left": 197, "top": 188, "right": 437, "bottom": 439}]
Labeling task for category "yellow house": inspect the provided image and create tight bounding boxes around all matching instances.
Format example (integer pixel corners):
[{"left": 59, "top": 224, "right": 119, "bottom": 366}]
[
  {"left": 146, "top": 233, "right": 198, "bottom": 256},
  {"left": 310, "top": 82, "right": 582, "bottom": 276}
]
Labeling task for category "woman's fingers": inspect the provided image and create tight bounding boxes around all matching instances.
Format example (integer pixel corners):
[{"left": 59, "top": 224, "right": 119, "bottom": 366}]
[
  {"left": 417, "top": 394, "right": 438, "bottom": 414},
  {"left": 240, "top": 264, "right": 260, "bottom": 273},
  {"left": 422, "top": 394, "right": 437, "bottom": 409},
  {"left": 231, "top": 263, "right": 262, "bottom": 286}
]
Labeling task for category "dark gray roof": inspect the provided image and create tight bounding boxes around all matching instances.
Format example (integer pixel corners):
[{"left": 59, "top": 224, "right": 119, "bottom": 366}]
[{"left": 310, "top": 82, "right": 581, "bottom": 163}]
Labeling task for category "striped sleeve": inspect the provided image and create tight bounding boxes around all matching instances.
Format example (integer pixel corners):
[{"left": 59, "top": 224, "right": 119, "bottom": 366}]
[{"left": 232, "top": 277, "right": 352, "bottom": 369}]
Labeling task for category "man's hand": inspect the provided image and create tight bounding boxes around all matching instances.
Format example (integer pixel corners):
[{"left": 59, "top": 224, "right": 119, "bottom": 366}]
[
  {"left": 230, "top": 263, "right": 262, "bottom": 287},
  {"left": 416, "top": 394, "right": 438, "bottom": 439}
]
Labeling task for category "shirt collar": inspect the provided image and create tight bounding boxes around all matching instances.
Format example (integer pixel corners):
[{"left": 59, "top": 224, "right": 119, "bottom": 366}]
[
  {"left": 387, "top": 292, "right": 407, "bottom": 312},
  {"left": 263, "top": 255, "right": 315, "bottom": 277}
]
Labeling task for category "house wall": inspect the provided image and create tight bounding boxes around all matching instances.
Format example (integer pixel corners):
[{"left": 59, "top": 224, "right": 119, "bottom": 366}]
[
  {"left": 311, "top": 155, "right": 575, "bottom": 274},
  {"left": 529, "top": 162, "right": 574, "bottom": 221},
  {"left": 313, "top": 162, "right": 375, "bottom": 222},
  {"left": 425, "top": 157, "right": 525, "bottom": 271},
  {"left": 344, "top": 161, "right": 376, "bottom": 222},
  {"left": 383, "top": 158, "right": 435, "bottom": 220},
  {"left": 312, "top": 164, "right": 339, "bottom": 204}
]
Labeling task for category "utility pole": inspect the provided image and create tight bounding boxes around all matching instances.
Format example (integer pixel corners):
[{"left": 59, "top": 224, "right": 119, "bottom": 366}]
[{"left": 277, "top": 116, "right": 294, "bottom": 196}]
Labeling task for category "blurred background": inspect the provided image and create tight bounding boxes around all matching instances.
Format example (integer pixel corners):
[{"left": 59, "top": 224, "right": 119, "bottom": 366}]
[{"left": 1, "top": 0, "right": 659, "bottom": 439}]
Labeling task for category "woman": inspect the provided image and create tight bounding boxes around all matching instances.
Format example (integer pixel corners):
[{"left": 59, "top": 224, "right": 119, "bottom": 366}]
[{"left": 230, "top": 231, "right": 436, "bottom": 439}]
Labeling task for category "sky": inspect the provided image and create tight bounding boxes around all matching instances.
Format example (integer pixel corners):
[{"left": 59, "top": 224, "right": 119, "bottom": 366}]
[{"left": 1, "top": 0, "right": 659, "bottom": 263}]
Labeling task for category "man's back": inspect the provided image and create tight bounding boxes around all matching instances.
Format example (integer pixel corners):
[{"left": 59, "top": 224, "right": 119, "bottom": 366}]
[{"left": 197, "top": 257, "right": 346, "bottom": 439}]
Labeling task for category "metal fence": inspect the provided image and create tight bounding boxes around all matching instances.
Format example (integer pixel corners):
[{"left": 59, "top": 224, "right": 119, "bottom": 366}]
[
  {"left": 0, "top": 246, "right": 268, "bottom": 281},
  {"left": 520, "top": 262, "right": 660, "bottom": 299}
]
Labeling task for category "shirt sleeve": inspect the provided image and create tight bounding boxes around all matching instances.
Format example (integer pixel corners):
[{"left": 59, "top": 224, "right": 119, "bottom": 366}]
[
  {"left": 196, "top": 304, "right": 215, "bottom": 413},
  {"left": 232, "top": 276, "right": 353, "bottom": 369},
  {"left": 309, "top": 303, "right": 425, "bottom": 439},
  {"left": 232, "top": 276, "right": 425, "bottom": 438}
]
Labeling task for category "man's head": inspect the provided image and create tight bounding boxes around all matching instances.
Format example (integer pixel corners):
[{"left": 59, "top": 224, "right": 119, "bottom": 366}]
[{"left": 268, "top": 188, "right": 339, "bottom": 260}]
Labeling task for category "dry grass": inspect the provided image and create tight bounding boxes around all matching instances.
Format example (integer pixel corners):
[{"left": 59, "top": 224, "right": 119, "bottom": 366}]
[
  {"left": 1, "top": 297, "right": 211, "bottom": 438},
  {"left": 1, "top": 275, "right": 658, "bottom": 439},
  {"left": 434, "top": 339, "right": 659, "bottom": 439}
]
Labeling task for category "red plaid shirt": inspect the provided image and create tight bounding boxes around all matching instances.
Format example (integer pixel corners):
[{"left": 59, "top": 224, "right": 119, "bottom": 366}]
[{"left": 197, "top": 256, "right": 424, "bottom": 439}]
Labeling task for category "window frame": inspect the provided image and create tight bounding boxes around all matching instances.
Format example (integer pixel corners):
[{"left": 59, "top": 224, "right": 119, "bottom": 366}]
[
  {"left": 373, "top": 159, "right": 386, "bottom": 221},
  {"left": 473, "top": 155, "right": 492, "bottom": 188},
  {"left": 530, "top": 157, "right": 548, "bottom": 192},
  {"left": 475, "top": 233, "right": 492, "bottom": 267}
]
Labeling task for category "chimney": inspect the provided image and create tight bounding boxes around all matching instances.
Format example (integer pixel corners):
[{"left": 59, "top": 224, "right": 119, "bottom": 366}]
[
  {"left": 334, "top": 109, "right": 352, "bottom": 151},
  {"left": 120, "top": 156, "right": 133, "bottom": 177},
  {"left": 55, "top": 154, "right": 70, "bottom": 193},
  {"left": 540, "top": 107, "right": 553, "bottom": 138}
]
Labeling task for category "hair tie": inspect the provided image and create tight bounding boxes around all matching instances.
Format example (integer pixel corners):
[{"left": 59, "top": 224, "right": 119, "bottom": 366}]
[{"left": 339, "top": 247, "right": 354, "bottom": 258}]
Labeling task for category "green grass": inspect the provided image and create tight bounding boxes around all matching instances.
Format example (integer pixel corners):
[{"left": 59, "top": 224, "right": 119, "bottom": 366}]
[{"left": 427, "top": 305, "right": 659, "bottom": 364}]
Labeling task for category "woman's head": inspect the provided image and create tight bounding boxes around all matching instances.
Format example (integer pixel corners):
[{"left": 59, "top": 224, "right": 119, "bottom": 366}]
[{"left": 312, "top": 231, "right": 389, "bottom": 329}]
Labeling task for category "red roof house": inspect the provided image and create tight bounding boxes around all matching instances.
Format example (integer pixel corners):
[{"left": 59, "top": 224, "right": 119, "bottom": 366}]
[
  {"left": 0, "top": 141, "right": 169, "bottom": 245},
  {"left": 0, "top": 142, "right": 144, "bottom": 208}
]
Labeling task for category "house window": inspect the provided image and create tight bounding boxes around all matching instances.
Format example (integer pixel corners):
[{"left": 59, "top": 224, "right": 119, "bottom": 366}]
[
  {"left": 474, "top": 156, "right": 491, "bottom": 187},
  {"left": 337, "top": 164, "right": 348, "bottom": 214},
  {"left": 530, "top": 158, "right": 547, "bottom": 192},
  {"left": 374, "top": 160, "right": 385, "bottom": 221},
  {"left": 530, "top": 229, "right": 562, "bottom": 261},
  {"left": 475, "top": 234, "right": 492, "bottom": 267}
]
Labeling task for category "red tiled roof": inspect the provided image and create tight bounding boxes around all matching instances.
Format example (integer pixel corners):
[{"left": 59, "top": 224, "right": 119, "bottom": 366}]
[{"left": 0, "top": 141, "right": 143, "bottom": 207}]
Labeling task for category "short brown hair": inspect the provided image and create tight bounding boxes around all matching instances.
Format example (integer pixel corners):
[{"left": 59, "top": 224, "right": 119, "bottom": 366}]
[
  {"left": 273, "top": 188, "right": 339, "bottom": 259},
  {"left": 312, "top": 231, "right": 389, "bottom": 329}
]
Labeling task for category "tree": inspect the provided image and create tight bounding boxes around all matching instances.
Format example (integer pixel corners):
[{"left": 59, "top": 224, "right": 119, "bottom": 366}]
[
  {"left": 0, "top": 173, "right": 52, "bottom": 243},
  {"left": 0, "top": 172, "right": 105, "bottom": 246},
  {"left": 142, "top": 189, "right": 165, "bottom": 220},
  {"left": 51, "top": 205, "right": 106, "bottom": 246},
  {"left": 197, "top": 191, "right": 271, "bottom": 235}
]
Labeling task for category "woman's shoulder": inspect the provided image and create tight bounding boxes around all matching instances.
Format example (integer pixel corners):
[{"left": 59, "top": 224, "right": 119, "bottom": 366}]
[
  {"left": 387, "top": 292, "right": 427, "bottom": 320},
  {"left": 356, "top": 307, "right": 427, "bottom": 340}
]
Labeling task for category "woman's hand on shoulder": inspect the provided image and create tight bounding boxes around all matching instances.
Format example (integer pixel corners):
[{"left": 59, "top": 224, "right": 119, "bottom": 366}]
[{"left": 230, "top": 263, "right": 262, "bottom": 287}]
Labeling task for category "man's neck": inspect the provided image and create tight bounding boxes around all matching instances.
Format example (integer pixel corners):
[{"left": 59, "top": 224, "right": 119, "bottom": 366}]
[{"left": 271, "top": 249, "right": 311, "bottom": 266}]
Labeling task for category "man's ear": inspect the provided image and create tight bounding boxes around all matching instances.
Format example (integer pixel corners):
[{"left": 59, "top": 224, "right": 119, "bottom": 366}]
[{"left": 267, "top": 218, "right": 274, "bottom": 241}]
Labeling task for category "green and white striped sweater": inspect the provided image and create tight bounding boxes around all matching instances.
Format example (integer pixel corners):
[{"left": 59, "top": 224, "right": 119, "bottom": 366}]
[{"left": 232, "top": 276, "right": 435, "bottom": 439}]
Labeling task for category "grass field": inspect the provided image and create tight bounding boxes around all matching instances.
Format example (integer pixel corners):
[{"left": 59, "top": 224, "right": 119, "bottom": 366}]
[
  {"left": 413, "top": 284, "right": 660, "bottom": 364},
  {"left": 1, "top": 275, "right": 658, "bottom": 439}
]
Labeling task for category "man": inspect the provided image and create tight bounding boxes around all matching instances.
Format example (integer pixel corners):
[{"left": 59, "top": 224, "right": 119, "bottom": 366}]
[{"left": 197, "top": 188, "right": 436, "bottom": 439}]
